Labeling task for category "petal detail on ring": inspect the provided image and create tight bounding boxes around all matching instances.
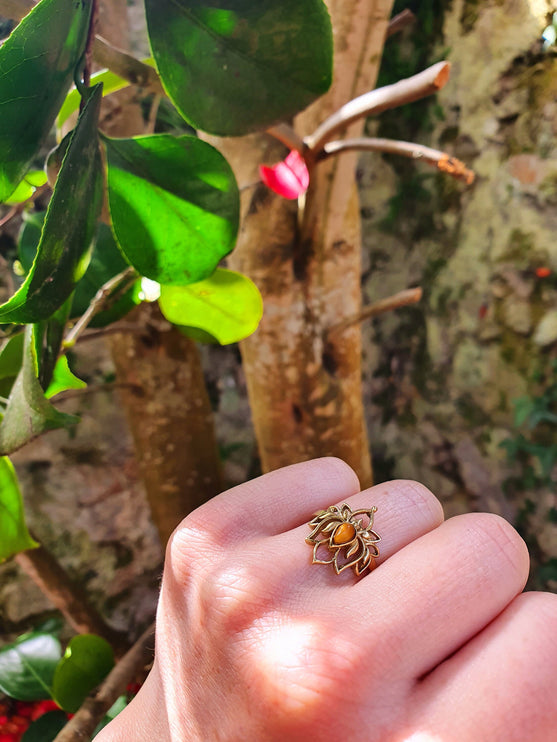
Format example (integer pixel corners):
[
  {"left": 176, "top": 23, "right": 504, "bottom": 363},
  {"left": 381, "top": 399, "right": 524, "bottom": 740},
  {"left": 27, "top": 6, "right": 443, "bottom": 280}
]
[{"left": 312, "top": 541, "right": 335, "bottom": 565}]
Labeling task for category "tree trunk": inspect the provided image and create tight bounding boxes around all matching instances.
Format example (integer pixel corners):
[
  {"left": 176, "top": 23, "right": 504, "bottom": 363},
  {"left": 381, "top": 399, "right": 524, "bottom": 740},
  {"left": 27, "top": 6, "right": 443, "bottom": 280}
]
[
  {"left": 109, "top": 304, "right": 223, "bottom": 546},
  {"left": 99, "top": 0, "right": 224, "bottom": 544},
  {"left": 220, "top": 0, "right": 393, "bottom": 487}
]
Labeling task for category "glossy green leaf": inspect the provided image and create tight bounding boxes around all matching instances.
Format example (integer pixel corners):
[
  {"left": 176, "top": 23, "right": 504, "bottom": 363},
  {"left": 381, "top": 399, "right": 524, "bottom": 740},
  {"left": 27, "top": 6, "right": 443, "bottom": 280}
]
[
  {"left": 106, "top": 134, "right": 239, "bottom": 285},
  {"left": 3, "top": 172, "right": 48, "bottom": 205},
  {"left": 18, "top": 211, "right": 46, "bottom": 273},
  {"left": 144, "top": 0, "right": 333, "bottom": 135},
  {"left": 0, "top": 633, "right": 61, "bottom": 701},
  {"left": 0, "top": 0, "right": 92, "bottom": 200},
  {"left": 0, "top": 85, "right": 104, "bottom": 324},
  {"left": 0, "top": 326, "right": 79, "bottom": 455},
  {"left": 57, "top": 58, "right": 157, "bottom": 129},
  {"left": 71, "top": 223, "right": 141, "bottom": 328},
  {"left": 158, "top": 268, "right": 263, "bottom": 344},
  {"left": 52, "top": 635, "right": 114, "bottom": 714},
  {"left": 0, "top": 456, "right": 38, "bottom": 562},
  {"left": 19, "top": 217, "right": 140, "bottom": 329},
  {"left": 0, "top": 333, "right": 24, "bottom": 398},
  {"left": 45, "top": 356, "right": 86, "bottom": 399},
  {"left": 22, "top": 710, "right": 68, "bottom": 742}
]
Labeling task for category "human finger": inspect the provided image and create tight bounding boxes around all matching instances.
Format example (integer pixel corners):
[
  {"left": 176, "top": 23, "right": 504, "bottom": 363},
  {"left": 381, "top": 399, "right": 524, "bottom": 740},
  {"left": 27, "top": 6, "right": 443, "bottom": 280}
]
[
  {"left": 413, "top": 591, "right": 557, "bottom": 741},
  {"left": 352, "top": 513, "right": 530, "bottom": 680},
  {"left": 267, "top": 479, "right": 444, "bottom": 589},
  {"left": 179, "top": 457, "right": 360, "bottom": 544}
]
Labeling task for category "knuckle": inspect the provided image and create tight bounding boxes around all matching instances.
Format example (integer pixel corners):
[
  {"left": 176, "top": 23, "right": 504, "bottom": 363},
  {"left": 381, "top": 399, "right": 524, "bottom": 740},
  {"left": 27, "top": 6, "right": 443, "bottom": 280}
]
[
  {"left": 461, "top": 512, "right": 529, "bottom": 582},
  {"left": 392, "top": 479, "right": 444, "bottom": 525}
]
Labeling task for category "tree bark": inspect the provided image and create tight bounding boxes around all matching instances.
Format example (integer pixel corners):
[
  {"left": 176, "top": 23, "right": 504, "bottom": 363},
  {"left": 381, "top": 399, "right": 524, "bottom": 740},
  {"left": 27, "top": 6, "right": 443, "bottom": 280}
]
[
  {"left": 109, "top": 305, "right": 223, "bottom": 546},
  {"left": 220, "top": 0, "right": 393, "bottom": 487}
]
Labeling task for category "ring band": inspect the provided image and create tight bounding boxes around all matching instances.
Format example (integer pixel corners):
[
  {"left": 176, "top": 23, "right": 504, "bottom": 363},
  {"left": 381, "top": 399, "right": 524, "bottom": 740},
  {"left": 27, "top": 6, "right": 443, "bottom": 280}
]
[{"left": 306, "top": 504, "right": 380, "bottom": 576}]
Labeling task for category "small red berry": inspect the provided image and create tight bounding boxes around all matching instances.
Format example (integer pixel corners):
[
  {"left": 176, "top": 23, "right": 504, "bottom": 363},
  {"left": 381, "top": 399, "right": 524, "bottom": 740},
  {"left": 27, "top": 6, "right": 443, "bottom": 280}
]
[{"left": 536, "top": 266, "right": 551, "bottom": 278}]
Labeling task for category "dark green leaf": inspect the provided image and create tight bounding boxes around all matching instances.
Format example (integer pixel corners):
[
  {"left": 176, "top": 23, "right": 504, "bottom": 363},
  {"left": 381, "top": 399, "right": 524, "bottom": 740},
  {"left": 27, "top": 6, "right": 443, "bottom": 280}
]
[
  {"left": 22, "top": 710, "right": 68, "bottom": 742},
  {"left": 92, "top": 694, "right": 127, "bottom": 736},
  {"left": 0, "top": 0, "right": 92, "bottom": 200},
  {"left": 158, "top": 268, "right": 263, "bottom": 344},
  {"left": 106, "top": 135, "right": 239, "bottom": 285},
  {"left": 0, "top": 326, "right": 79, "bottom": 455},
  {"left": 144, "top": 0, "right": 333, "bottom": 135},
  {"left": 18, "top": 211, "right": 46, "bottom": 273},
  {"left": 52, "top": 635, "right": 114, "bottom": 714},
  {"left": 0, "top": 333, "right": 24, "bottom": 398},
  {"left": 0, "top": 632, "right": 61, "bottom": 701},
  {"left": 45, "top": 356, "right": 86, "bottom": 399},
  {"left": 0, "top": 455, "right": 38, "bottom": 562},
  {"left": 71, "top": 223, "right": 141, "bottom": 328},
  {"left": 0, "top": 85, "right": 104, "bottom": 324},
  {"left": 512, "top": 396, "right": 535, "bottom": 428},
  {"left": 34, "top": 296, "right": 73, "bottom": 391}
]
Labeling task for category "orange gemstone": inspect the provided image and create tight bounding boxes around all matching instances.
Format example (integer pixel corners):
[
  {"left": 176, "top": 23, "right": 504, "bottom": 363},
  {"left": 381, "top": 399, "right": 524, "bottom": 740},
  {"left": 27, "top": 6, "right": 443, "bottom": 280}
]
[{"left": 332, "top": 522, "right": 356, "bottom": 545}]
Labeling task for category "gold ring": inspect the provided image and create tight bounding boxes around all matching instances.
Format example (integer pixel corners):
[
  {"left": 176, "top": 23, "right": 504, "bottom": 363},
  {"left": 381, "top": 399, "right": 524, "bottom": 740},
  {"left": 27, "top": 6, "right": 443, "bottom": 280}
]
[{"left": 306, "top": 504, "right": 380, "bottom": 576}]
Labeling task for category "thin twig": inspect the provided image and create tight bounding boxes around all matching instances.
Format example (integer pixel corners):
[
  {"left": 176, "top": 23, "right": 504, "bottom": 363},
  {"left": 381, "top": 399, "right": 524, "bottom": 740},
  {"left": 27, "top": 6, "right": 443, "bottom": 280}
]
[
  {"left": 63, "top": 268, "right": 137, "bottom": 349},
  {"left": 0, "top": 1, "right": 164, "bottom": 97},
  {"left": 305, "top": 61, "right": 451, "bottom": 154},
  {"left": 328, "top": 287, "right": 423, "bottom": 338},
  {"left": 267, "top": 124, "right": 306, "bottom": 155},
  {"left": 0, "top": 182, "right": 50, "bottom": 227},
  {"left": 55, "top": 381, "right": 143, "bottom": 402},
  {"left": 76, "top": 323, "right": 145, "bottom": 344},
  {"left": 145, "top": 94, "right": 162, "bottom": 135},
  {"left": 320, "top": 138, "right": 475, "bottom": 184},
  {"left": 386, "top": 9, "right": 416, "bottom": 38},
  {"left": 16, "top": 543, "right": 128, "bottom": 654},
  {"left": 53, "top": 623, "right": 155, "bottom": 742}
]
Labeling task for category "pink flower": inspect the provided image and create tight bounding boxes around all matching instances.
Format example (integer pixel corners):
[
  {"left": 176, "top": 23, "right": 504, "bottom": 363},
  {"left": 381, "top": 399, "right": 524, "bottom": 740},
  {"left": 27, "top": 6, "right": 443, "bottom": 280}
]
[{"left": 259, "top": 150, "right": 309, "bottom": 199}]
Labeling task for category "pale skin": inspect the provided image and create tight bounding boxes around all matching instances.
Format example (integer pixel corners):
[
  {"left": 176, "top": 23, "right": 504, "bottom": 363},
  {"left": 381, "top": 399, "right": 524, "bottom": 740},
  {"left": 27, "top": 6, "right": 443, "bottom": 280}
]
[{"left": 97, "top": 458, "right": 557, "bottom": 741}]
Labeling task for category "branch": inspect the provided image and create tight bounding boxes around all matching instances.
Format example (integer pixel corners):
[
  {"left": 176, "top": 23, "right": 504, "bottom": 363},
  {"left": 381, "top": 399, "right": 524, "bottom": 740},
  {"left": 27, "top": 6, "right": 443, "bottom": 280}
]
[
  {"left": 63, "top": 268, "right": 137, "bottom": 349},
  {"left": 305, "top": 61, "right": 451, "bottom": 154},
  {"left": 0, "top": 1, "right": 164, "bottom": 97},
  {"left": 328, "top": 287, "right": 423, "bottom": 337},
  {"left": 386, "top": 9, "right": 416, "bottom": 38},
  {"left": 266, "top": 124, "right": 306, "bottom": 155},
  {"left": 53, "top": 623, "right": 155, "bottom": 742},
  {"left": 0, "top": 183, "right": 50, "bottom": 227},
  {"left": 320, "top": 138, "right": 475, "bottom": 184},
  {"left": 15, "top": 544, "right": 128, "bottom": 654}
]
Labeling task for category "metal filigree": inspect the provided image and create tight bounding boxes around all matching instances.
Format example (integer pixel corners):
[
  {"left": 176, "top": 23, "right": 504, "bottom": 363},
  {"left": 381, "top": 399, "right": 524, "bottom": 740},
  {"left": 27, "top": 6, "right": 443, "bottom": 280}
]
[{"left": 306, "top": 504, "right": 380, "bottom": 576}]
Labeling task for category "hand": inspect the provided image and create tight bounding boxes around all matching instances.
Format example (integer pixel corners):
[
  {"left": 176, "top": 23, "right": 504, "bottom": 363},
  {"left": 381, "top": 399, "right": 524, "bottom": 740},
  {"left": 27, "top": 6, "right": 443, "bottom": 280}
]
[{"left": 97, "top": 458, "right": 557, "bottom": 741}]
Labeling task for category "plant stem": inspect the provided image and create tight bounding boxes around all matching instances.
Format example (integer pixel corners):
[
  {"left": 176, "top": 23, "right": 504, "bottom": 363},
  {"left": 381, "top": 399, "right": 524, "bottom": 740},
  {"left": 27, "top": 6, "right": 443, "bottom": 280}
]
[
  {"left": 328, "top": 287, "right": 423, "bottom": 338},
  {"left": 62, "top": 267, "right": 137, "bottom": 349},
  {"left": 15, "top": 543, "right": 128, "bottom": 653},
  {"left": 305, "top": 61, "right": 451, "bottom": 154},
  {"left": 266, "top": 123, "right": 306, "bottom": 155},
  {"left": 320, "top": 138, "right": 475, "bottom": 184},
  {"left": 0, "top": 0, "right": 164, "bottom": 96},
  {"left": 0, "top": 183, "right": 50, "bottom": 227},
  {"left": 386, "top": 9, "right": 416, "bottom": 37},
  {"left": 81, "top": 0, "right": 99, "bottom": 95},
  {"left": 52, "top": 623, "right": 155, "bottom": 742}
]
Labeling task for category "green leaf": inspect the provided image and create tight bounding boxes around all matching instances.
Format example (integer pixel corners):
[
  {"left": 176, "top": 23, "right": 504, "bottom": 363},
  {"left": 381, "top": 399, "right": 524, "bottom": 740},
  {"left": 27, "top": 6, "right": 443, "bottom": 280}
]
[
  {"left": 0, "top": 456, "right": 38, "bottom": 562},
  {"left": 52, "top": 635, "right": 114, "bottom": 714},
  {"left": 0, "top": 632, "right": 61, "bottom": 701},
  {"left": 106, "top": 134, "right": 239, "bottom": 285},
  {"left": 93, "top": 695, "right": 127, "bottom": 736},
  {"left": 0, "top": 333, "right": 24, "bottom": 398},
  {"left": 71, "top": 223, "right": 141, "bottom": 328},
  {"left": 0, "top": 0, "right": 92, "bottom": 201},
  {"left": 0, "top": 326, "right": 79, "bottom": 455},
  {"left": 158, "top": 268, "right": 263, "bottom": 344},
  {"left": 3, "top": 172, "right": 48, "bottom": 205},
  {"left": 57, "top": 58, "right": 157, "bottom": 129},
  {"left": 144, "top": 0, "right": 333, "bottom": 135},
  {"left": 45, "top": 356, "right": 86, "bottom": 399},
  {"left": 22, "top": 710, "right": 68, "bottom": 742},
  {"left": 18, "top": 211, "right": 46, "bottom": 273},
  {"left": 0, "top": 85, "right": 104, "bottom": 324}
]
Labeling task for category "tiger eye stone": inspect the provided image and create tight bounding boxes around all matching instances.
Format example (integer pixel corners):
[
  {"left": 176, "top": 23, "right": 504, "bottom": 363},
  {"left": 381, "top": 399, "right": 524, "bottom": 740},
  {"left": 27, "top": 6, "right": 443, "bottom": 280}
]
[{"left": 332, "top": 522, "right": 356, "bottom": 545}]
